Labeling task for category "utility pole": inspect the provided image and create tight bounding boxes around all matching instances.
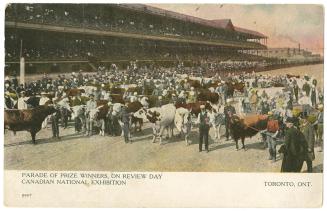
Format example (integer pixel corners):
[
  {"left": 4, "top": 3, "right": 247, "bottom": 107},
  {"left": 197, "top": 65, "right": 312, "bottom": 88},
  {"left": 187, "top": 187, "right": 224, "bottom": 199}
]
[{"left": 20, "top": 39, "right": 25, "bottom": 86}]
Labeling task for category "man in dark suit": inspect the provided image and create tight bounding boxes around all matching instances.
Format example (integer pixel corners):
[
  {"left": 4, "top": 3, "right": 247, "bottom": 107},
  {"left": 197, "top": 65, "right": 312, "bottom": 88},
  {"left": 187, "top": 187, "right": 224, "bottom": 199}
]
[
  {"left": 279, "top": 117, "right": 307, "bottom": 172},
  {"left": 197, "top": 105, "right": 210, "bottom": 153},
  {"left": 224, "top": 99, "right": 236, "bottom": 141},
  {"left": 300, "top": 112, "right": 315, "bottom": 172}
]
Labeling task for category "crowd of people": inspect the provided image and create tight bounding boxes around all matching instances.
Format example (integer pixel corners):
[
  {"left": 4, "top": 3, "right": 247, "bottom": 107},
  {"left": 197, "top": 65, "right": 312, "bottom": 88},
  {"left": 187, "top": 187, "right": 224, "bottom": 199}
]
[
  {"left": 4, "top": 61, "right": 324, "bottom": 172},
  {"left": 6, "top": 4, "right": 254, "bottom": 44}
]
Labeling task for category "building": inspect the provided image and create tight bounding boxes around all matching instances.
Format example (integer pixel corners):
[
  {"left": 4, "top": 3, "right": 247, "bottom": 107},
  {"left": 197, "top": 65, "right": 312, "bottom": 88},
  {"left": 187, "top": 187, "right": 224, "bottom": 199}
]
[
  {"left": 241, "top": 46, "right": 322, "bottom": 63},
  {"left": 5, "top": 4, "right": 268, "bottom": 73}
]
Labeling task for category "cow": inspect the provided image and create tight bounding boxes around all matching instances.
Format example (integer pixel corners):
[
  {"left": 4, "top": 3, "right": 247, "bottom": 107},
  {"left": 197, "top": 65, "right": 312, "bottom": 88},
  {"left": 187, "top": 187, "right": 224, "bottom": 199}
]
[
  {"left": 197, "top": 91, "right": 219, "bottom": 104},
  {"left": 110, "top": 94, "right": 125, "bottom": 104},
  {"left": 70, "top": 105, "right": 86, "bottom": 133},
  {"left": 208, "top": 105, "right": 225, "bottom": 141},
  {"left": 4, "top": 105, "right": 57, "bottom": 144},
  {"left": 110, "top": 87, "right": 125, "bottom": 95},
  {"left": 226, "top": 81, "right": 245, "bottom": 98},
  {"left": 79, "top": 86, "right": 97, "bottom": 96},
  {"left": 229, "top": 114, "right": 269, "bottom": 150},
  {"left": 174, "top": 107, "right": 192, "bottom": 145},
  {"left": 126, "top": 101, "right": 144, "bottom": 132},
  {"left": 286, "top": 74, "right": 300, "bottom": 79},
  {"left": 55, "top": 98, "right": 72, "bottom": 129},
  {"left": 175, "top": 101, "right": 212, "bottom": 117},
  {"left": 88, "top": 104, "right": 109, "bottom": 136},
  {"left": 181, "top": 79, "right": 201, "bottom": 89},
  {"left": 66, "top": 88, "right": 85, "bottom": 97},
  {"left": 134, "top": 104, "right": 176, "bottom": 144},
  {"left": 126, "top": 86, "right": 142, "bottom": 95}
]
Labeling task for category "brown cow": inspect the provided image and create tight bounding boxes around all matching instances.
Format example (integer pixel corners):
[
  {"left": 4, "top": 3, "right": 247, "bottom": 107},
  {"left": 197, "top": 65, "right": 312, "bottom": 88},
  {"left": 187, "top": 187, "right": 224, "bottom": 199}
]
[
  {"left": 65, "top": 88, "right": 85, "bottom": 97},
  {"left": 175, "top": 101, "right": 212, "bottom": 116},
  {"left": 4, "top": 105, "right": 57, "bottom": 144},
  {"left": 88, "top": 104, "right": 109, "bottom": 136},
  {"left": 229, "top": 114, "right": 268, "bottom": 150},
  {"left": 126, "top": 101, "right": 144, "bottom": 132},
  {"left": 286, "top": 74, "right": 300, "bottom": 79},
  {"left": 110, "top": 94, "right": 125, "bottom": 104},
  {"left": 187, "top": 79, "right": 202, "bottom": 89},
  {"left": 110, "top": 87, "right": 125, "bottom": 95},
  {"left": 127, "top": 86, "right": 142, "bottom": 95},
  {"left": 197, "top": 91, "right": 219, "bottom": 104},
  {"left": 226, "top": 81, "right": 245, "bottom": 94}
]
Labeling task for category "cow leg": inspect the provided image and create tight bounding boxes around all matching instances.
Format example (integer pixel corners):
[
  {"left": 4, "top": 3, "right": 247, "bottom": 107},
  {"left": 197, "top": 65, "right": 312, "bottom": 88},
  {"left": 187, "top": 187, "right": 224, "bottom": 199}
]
[
  {"left": 212, "top": 125, "right": 218, "bottom": 141},
  {"left": 81, "top": 117, "right": 86, "bottom": 133},
  {"left": 152, "top": 127, "right": 157, "bottom": 143},
  {"left": 241, "top": 137, "right": 246, "bottom": 150},
  {"left": 235, "top": 138, "right": 239, "bottom": 151},
  {"left": 185, "top": 134, "right": 189, "bottom": 146},
  {"left": 31, "top": 131, "right": 36, "bottom": 144},
  {"left": 74, "top": 117, "right": 79, "bottom": 132},
  {"left": 217, "top": 124, "right": 222, "bottom": 140},
  {"left": 139, "top": 119, "right": 143, "bottom": 132},
  {"left": 159, "top": 127, "right": 165, "bottom": 145},
  {"left": 100, "top": 120, "right": 105, "bottom": 136}
]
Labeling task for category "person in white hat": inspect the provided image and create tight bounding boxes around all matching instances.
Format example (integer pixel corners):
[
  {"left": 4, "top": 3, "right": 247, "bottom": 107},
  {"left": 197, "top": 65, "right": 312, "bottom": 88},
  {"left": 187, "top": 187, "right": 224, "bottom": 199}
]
[
  {"left": 17, "top": 91, "right": 29, "bottom": 109},
  {"left": 39, "top": 92, "right": 50, "bottom": 106},
  {"left": 129, "top": 92, "right": 138, "bottom": 103},
  {"left": 197, "top": 104, "right": 210, "bottom": 153},
  {"left": 224, "top": 98, "right": 236, "bottom": 141},
  {"left": 187, "top": 87, "right": 197, "bottom": 103},
  {"left": 156, "top": 96, "right": 163, "bottom": 107}
]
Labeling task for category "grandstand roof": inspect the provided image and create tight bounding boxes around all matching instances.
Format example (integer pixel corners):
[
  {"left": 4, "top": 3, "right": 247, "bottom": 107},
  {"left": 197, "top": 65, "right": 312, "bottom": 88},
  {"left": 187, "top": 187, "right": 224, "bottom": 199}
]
[
  {"left": 209, "top": 19, "right": 235, "bottom": 31},
  {"left": 234, "top": 27, "right": 267, "bottom": 38},
  {"left": 118, "top": 4, "right": 267, "bottom": 39}
]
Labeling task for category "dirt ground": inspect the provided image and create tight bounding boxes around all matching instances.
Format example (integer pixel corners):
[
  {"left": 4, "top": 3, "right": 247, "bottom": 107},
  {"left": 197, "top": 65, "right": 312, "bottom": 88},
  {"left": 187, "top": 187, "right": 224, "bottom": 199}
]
[{"left": 4, "top": 64, "right": 324, "bottom": 172}]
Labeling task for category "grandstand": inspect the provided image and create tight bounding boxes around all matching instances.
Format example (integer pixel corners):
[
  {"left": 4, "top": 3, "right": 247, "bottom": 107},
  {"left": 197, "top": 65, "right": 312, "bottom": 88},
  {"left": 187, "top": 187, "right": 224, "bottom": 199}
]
[{"left": 5, "top": 4, "right": 268, "bottom": 74}]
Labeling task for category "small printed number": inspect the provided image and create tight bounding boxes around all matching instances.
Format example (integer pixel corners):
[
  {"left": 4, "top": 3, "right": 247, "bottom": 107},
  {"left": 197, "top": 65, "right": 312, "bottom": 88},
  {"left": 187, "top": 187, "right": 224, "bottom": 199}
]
[{"left": 22, "top": 193, "right": 32, "bottom": 198}]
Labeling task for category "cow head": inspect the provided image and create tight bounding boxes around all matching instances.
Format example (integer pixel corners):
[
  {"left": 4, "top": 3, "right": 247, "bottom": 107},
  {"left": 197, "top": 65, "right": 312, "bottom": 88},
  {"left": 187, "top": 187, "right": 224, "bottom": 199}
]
[
  {"left": 71, "top": 105, "right": 86, "bottom": 119},
  {"left": 133, "top": 108, "right": 148, "bottom": 120},
  {"left": 89, "top": 106, "right": 103, "bottom": 121}
]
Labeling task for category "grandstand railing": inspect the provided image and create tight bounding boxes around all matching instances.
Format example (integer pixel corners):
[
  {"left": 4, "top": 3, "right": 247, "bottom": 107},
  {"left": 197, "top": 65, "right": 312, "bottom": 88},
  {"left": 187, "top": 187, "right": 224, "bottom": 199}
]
[{"left": 6, "top": 21, "right": 267, "bottom": 50}]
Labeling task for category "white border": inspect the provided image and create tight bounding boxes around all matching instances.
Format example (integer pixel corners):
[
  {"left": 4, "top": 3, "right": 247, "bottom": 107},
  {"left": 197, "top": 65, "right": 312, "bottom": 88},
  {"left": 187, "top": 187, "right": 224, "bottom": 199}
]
[{"left": 0, "top": 0, "right": 325, "bottom": 210}]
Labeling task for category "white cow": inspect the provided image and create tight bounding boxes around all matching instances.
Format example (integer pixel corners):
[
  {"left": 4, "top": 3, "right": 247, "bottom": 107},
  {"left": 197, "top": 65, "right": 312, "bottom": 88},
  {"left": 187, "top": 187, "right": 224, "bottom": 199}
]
[
  {"left": 134, "top": 104, "right": 176, "bottom": 144},
  {"left": 208, "top": 105, "right": 225, "bottom": 141},
  {"left": 88, "top": 105, "right": 106, "bottom": 136},
  {"left": 78, "top": 86, "right": 97, "bottom": 96},
  {"left": 174, "top": 107, "right": 192, "bottom": 145},
  {"left": 70, "top": 105, "right": 86, "bottom": 133}
]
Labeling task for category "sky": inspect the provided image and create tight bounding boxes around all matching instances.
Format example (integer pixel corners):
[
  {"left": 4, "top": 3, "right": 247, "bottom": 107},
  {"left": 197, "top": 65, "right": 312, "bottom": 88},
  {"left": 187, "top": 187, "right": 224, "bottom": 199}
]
[{"left": 150, "top": 4, "right": 324, "bottom": 55}]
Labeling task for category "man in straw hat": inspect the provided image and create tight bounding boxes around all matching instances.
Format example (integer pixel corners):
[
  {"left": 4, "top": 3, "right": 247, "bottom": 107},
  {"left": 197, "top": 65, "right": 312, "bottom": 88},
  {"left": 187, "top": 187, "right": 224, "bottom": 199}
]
[
  {"left": 85, "top": 94, "right": 97, "bottom": 136},
  {"left": 39, "top": 92, "right": 50, "bottom": 106},
  {"left": 264, "top": 111, "right": 280, "bottom": 162},
  {"left": 17, "top": 91, "right": 29, "bottom": 110}
]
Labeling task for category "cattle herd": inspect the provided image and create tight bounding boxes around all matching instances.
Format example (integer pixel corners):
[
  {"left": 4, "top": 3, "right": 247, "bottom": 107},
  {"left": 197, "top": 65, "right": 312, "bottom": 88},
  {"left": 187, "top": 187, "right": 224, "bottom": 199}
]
[{"left": 3, "top": 66, "right": 324, "bottom": 157}]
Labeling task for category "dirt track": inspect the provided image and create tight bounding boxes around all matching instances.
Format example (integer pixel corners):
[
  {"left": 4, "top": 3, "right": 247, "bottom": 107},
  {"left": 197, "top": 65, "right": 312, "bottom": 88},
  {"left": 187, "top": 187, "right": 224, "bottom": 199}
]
[{"left": 4, "top": 64, "right": 324, "bottom": 172}]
